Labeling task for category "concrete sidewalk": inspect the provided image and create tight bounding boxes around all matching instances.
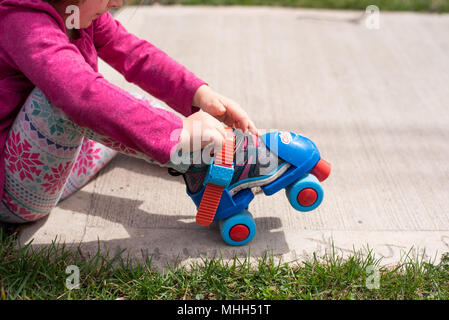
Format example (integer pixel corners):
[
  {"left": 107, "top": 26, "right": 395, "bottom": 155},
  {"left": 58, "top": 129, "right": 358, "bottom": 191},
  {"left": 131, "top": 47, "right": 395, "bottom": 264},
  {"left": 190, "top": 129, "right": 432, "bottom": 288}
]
[{"left": 18, "top": 6, "right": 449, "bottom": 269}]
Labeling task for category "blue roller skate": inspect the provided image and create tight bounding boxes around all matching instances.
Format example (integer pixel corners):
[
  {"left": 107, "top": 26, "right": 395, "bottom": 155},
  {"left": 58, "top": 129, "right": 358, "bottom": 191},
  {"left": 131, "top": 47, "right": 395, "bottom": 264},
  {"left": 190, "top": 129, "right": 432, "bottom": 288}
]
[{"left": 172, "top": 128, "right": 331, "bottom": 246}]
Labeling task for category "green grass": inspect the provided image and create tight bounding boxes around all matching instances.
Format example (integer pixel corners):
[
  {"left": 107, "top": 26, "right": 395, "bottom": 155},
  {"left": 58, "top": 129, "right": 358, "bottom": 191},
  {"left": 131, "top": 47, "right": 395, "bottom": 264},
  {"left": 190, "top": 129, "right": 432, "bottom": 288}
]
[
  {"left": 0, "top": 228, "right": 448, "bottom": 300},
  {"left": 128, "top": 0, "right": 449, "bottom": 13}
]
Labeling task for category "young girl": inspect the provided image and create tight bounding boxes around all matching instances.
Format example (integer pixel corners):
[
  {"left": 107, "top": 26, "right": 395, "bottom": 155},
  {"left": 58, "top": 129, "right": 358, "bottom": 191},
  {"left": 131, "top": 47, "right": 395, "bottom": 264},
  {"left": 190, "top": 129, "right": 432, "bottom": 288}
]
[{"left": 0, "top": 0, "right": 286, "bottom": 224}]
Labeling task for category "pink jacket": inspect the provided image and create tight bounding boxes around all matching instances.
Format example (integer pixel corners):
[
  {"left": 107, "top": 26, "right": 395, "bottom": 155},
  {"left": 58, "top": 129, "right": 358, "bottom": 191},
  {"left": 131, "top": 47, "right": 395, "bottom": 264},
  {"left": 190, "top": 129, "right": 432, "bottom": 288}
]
[{"left": 0, "top": 0, "right": 206, "bottom": 198}]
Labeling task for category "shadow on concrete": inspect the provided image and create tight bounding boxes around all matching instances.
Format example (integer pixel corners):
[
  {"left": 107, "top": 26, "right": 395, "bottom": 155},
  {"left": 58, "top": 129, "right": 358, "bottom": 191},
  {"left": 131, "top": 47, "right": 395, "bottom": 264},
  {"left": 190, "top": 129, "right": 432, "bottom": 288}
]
[
  {"left": 22, "top": 155, "right": 291, "bottom": 269},
  {"left": 106, "top": 153, "right": 182, "bottom": 181}
]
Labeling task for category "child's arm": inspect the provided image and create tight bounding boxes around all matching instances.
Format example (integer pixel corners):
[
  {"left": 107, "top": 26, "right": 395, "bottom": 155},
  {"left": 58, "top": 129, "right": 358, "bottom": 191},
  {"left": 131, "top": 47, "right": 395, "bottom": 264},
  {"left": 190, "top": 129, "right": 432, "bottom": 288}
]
[
  {"left": 93, "top": 12, "right": 206, "bottom": 117},
  {"left": 0, "top": 9, "right": 182, "bottom": 165},
  {"left": 94, "top": 13, "right": 258, "bottom": 136}
]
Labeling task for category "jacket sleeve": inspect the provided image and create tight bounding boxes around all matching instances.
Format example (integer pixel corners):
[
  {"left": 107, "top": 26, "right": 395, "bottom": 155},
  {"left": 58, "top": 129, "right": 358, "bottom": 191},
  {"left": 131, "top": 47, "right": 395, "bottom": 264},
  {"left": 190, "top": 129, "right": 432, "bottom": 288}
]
[
  {"left": 0, "top": 9, "right": 183, "bottom": 164},
  {"left": 93, "top": 12, "right": 206, "bottom": 117}
]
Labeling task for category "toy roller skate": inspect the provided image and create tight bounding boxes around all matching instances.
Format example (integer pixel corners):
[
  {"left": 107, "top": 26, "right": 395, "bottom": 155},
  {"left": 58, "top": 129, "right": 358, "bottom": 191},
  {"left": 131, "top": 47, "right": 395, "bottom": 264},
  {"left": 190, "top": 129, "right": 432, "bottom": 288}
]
[{"left": 175, "top": 128, "right": 331, "bottom": 246}]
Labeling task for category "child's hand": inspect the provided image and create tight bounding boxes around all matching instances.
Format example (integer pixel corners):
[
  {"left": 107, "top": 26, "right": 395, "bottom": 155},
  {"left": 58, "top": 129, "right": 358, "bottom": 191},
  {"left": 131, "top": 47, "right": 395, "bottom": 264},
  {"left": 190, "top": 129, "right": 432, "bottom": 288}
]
[
  {"left": 179, "top": 110, "right": 227, "bottom": 152},
  {"left": 193, "top": 85, "right": 259, "bottom": 135}
]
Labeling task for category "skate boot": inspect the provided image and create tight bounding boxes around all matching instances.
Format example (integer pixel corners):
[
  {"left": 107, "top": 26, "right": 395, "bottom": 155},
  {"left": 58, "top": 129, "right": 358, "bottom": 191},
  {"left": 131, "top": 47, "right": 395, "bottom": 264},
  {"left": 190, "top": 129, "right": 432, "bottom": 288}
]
[{"left": 171, "top": 128, "right": 331, "bottom": 246}]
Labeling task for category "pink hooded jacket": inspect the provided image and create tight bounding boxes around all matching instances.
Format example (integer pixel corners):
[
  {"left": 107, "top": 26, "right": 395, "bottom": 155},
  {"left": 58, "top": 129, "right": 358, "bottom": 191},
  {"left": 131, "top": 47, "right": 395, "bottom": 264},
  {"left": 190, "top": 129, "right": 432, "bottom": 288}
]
[{"left": 0, "top": 0, "right": 207, "bottom": 199}]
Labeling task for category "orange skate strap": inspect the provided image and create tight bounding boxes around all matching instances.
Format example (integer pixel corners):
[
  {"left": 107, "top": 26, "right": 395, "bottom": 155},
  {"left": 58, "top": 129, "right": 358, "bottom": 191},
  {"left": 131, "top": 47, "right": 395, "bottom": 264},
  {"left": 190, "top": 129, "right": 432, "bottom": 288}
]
[{"left": 196, "top": 127, "right": 235, "bottom": 226}]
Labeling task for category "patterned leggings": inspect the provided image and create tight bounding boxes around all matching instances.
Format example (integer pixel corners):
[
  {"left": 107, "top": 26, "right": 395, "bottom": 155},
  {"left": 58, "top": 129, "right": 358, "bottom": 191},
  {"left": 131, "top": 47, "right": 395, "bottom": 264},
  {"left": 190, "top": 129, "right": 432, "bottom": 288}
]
[{"left": 0, "top": 87, "right": 175, "bottom": 223}]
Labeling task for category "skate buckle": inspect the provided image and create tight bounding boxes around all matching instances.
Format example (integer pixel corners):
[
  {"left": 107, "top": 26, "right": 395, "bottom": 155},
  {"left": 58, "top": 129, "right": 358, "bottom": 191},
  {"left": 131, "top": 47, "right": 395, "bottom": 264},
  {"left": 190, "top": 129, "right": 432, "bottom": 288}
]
[
  {"left": 196, "top": 127, "right": 235, "bottom": 226},
  {"left": 203, "top": 160, "right": 234, "bottom": 188}
]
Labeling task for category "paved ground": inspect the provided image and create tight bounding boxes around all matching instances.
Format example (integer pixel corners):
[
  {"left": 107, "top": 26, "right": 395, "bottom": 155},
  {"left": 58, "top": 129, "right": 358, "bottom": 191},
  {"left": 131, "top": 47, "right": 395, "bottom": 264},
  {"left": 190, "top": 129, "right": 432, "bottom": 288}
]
[{"left": 18, "top": 6, "right": 449, "bottom": 269}]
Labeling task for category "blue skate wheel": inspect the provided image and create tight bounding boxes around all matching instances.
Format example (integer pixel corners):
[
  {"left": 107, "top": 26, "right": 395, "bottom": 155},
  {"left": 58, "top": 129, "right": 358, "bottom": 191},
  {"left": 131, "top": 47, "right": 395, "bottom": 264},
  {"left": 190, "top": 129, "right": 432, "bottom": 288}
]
[
  {"left": 219, "top": 210, "right": 256, "bottom": 246},
  {"left": 285, "top": 174, "right": 324, "bottom": 212}
]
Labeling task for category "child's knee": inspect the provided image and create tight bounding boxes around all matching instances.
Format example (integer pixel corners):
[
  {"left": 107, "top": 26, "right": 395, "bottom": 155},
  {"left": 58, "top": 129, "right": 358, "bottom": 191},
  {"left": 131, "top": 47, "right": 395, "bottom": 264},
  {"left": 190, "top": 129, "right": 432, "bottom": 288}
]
[{"left": 22, "top": 87, "right": 83, "bottom": 144}]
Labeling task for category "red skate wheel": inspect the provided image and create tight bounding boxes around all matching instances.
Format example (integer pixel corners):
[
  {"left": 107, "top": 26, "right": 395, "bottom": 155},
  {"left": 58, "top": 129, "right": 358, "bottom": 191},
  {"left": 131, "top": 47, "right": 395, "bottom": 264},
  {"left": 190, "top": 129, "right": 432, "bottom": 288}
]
[
  {"left": 229, "top": 224, "right": 250, "bottom": 242},
  {"left": 297, "top": 188, "right": 318, "bottom": 207}
]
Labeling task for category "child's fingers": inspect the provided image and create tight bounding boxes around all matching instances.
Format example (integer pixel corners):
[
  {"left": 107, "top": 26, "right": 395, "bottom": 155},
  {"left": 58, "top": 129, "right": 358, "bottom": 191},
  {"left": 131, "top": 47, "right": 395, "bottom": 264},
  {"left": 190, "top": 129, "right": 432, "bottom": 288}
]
[
  {"left": 216, "top": 102, "right": 226, "bottom": 115},
  {"left": 204, "top": 129, "right": 225, "bottom": 151},
  {"left": 236, "top": 115, "right": 250, "bottom": 133},
  {"left": 206, "top": 100, "right": 226, "bottom": 116},
  {"left": 226, "top": 101, "right": 253, "bottom": 133},
  {"left": 247, "top": 122, "right": 256, "bottom": 135},
  {"left": 207, "top": 95, "right": 259, "bottom": 136},
  {"left": 248, "top": 119, "right": 260, "bottom": 136}
]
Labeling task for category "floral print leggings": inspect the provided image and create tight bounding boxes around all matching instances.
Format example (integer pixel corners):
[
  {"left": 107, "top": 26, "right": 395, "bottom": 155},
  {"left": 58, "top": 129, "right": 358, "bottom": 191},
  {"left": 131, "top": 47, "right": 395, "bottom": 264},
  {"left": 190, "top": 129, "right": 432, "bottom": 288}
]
[{"left": 0, "top": 87, "right": 175, "bottom": 223}]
